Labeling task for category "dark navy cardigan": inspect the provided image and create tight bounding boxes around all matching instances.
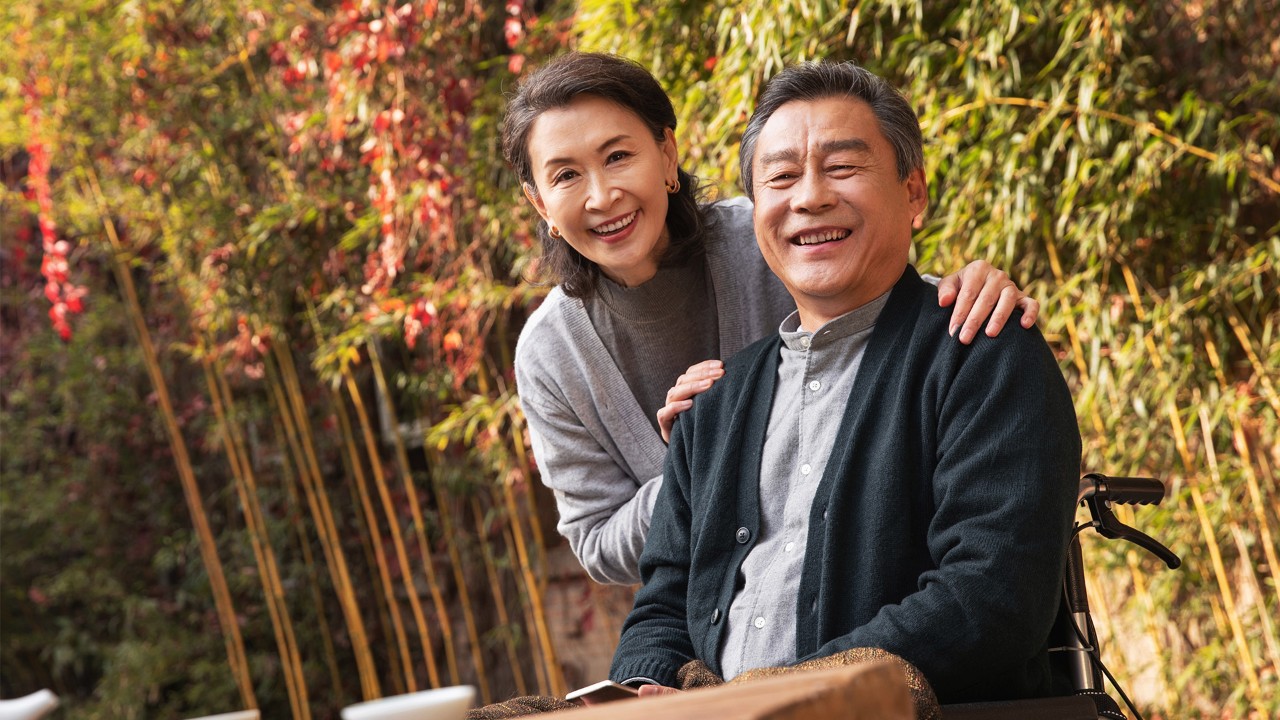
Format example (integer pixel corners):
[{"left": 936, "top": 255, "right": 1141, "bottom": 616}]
[{"left": 610, "top": 267, "right": 1081, "bottom": 703}]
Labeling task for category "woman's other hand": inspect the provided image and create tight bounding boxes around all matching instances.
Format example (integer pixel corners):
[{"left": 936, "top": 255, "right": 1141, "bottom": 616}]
[
  {"left": 657, "top": 359, "right": 725, "bottom": 443},
  {"left": 936, "top": 260, "right": 1039, "bottom": 344}
]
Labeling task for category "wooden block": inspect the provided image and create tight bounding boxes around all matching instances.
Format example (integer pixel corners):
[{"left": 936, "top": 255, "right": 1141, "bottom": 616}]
[{"left": 540, "top": 661, "right": 915, "bottom": 720}]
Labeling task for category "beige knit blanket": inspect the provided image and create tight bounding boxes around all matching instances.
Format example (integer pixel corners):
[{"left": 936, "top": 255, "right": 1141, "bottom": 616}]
[{"left": 465, "top": 648, "right": 939, "bottom": 720}]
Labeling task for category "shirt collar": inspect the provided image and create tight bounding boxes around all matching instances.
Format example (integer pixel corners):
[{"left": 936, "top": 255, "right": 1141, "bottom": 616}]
[{"left": 778, "top": 290, "right": 891, "bottom": 352}]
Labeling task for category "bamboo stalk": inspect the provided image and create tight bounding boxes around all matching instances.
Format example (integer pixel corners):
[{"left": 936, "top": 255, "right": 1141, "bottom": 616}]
[
  {"left": 365, "top": 345, "right": 465, "bottom": 688},
  {"left": 333, "top": 385, "right": 421, "bottom": 692},
  {"left": 501, "top": 474, "right": 565, "bottom": 696},
  {"left": 274, "top": 412, "right": 346, "bottom": 703},
  {"left": 1225, "top": 310, "right": 1280, "bottom": 419},
  {"left": 1230, "top": 416, "right": 1280, "bottom": 616},
  {"left": 497, "top": 488, "right": 549, "bottom": 696},
  {"left": 82, "top": 167, "right": 257, "bottom": 709},
  {"left": 1229, "top": 525, "right": 1280, "bottom": 676},
  {"left": 268, "top": 345, "right": 381, "bottom": 699},
  {"left": 339, "top": 426, "right": 408, "bottom": 698},
  {"left": 472, "top": 497, "right": 528, "bottom": 696},
  {"left": 420, "top": 446, "right": 491, "bottom": 701},
  {"left": 507, "top": 409, "right": 550, "bottom": 595},
  {"left": 1043, "top": 238, "right": 1104, "bottom": 437},
  {"left": 1190, "top": 404, "right": 1264, "bottom": 712},
  {"left": 202, "top": 355, "right": 311, "bottom": 720}
]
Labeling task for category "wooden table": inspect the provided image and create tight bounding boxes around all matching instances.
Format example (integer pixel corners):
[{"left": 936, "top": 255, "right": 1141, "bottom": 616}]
[{"left": 538, "top": 661, "right": 915, "bottom": 720}]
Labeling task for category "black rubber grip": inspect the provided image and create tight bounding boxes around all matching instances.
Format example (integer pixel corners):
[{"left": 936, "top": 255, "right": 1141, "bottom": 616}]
[{"left": 1092, "top": 474, "right": 1166, "bottom": 506}]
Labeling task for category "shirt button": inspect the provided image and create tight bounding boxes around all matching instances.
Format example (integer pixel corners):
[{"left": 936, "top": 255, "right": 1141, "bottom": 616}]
[
  {"left": 735, "top": 527, "right": 751, "bottom": 544},
  {"left": 712, "top": 608, "right": 722, "bottom": 624},
  {"left": 754, "top": 616, "right": 766, "bottom": 629},
  {"left": 799, "top": 336, "right": 811, "bottom": 349},
  {"left": 822, "top": 509, "right": 829, "bottom": 521},
  {"left": 808, "top": 380, "right": 821, "bottom": 392},
  {"left": 800, "top": 464, "right": 812, "bottom": 476},
  {"left": 784, "top": 542, "right": 795, "bottom": 553}
]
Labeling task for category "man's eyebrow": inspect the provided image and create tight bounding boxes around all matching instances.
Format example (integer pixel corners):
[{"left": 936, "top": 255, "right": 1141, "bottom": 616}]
[
  {"left": 541, "top": 134, "right": 631, "bottom": 170},
  {"left": 756, "top": 137, "right": 872, "bottom": 167},
  {"left": 820, "top": 137, "right": 871, "bottom": 155}
]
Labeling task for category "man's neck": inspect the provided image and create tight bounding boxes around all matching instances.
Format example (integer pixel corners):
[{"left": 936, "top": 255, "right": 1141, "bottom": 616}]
[{"left": 792, "top": 267, "right": 907, "bottom": 331}]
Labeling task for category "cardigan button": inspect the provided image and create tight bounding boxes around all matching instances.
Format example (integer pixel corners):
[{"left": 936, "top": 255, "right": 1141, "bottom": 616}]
[
  {"left": 712, "top": 609, "right": 722, "bottom": 624},
  {"left": 735, "top": 527, "right": 751, "bottom": 544}
]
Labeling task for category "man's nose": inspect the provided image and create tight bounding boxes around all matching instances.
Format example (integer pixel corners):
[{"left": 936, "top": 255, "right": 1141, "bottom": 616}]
[{"left": 790, "top": 172, "right": 836, "bottom": 214}]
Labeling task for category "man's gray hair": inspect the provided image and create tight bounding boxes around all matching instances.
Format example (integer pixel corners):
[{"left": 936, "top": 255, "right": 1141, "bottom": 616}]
[{"left": 739, "top": 62, "right": 924, "bottom": 198}]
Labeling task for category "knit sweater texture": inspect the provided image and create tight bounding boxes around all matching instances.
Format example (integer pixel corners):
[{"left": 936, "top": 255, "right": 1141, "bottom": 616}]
[
  {"left": 609, "top": 267, "right": 1082, "bottom": 703},
  {"left": 514, "top": 198, "right": 795, "bottom": 584}
]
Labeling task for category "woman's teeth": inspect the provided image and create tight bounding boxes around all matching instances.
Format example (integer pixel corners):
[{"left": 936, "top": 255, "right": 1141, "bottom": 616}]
[{"left": 592, "top": 211, "right": 637, "bottom": 235}]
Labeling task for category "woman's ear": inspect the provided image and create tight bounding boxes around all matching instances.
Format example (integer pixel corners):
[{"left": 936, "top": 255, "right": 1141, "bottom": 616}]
[
  {"left": 661, "top": 128, "right": 680, "bottom": 183},
  {"left": 522, "top": 182, "right": 550, "bottom": 221}
]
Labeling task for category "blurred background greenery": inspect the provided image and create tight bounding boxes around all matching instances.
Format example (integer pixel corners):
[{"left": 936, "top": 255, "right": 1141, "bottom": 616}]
[{"left": 2, "top": 0, "right": 1276, "bottom": 717}]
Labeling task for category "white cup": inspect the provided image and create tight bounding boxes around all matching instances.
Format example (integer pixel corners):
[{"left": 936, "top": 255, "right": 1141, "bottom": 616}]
[{"left": 341, "top": 686, "right": 476, "bottom": 720}]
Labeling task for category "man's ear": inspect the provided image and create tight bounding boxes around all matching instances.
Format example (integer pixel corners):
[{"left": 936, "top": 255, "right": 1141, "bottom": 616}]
[
  {"left": 906, "top": 167, "right": 928, "bottom": 226},
  {"left": 522, "top": 182, "right": 551, "bottom": 222}
]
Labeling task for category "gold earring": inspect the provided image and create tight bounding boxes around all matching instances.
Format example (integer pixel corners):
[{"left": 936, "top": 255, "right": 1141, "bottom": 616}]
[
  {"left": 666, "top": 178, "right": 681, "bottom": 194},
  {"left": 548, "top": 225, "right": 563, "bottom": 239}
]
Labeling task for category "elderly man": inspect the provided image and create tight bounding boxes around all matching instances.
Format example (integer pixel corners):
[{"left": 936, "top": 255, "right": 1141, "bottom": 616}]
[{"left": 608, "top": 62, "right": 1081, "bottom": 704}]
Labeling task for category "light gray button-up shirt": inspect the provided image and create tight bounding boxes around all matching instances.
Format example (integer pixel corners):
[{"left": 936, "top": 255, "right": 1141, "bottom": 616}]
[{"left": 718, "top": 291, "right": 889, "bottom": 680}]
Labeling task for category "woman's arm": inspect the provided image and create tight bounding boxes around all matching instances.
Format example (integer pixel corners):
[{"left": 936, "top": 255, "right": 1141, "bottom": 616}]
[
  {"left": 656, "top": 261, "right": 1041, "bottom": 439},
  {"left": 521, "top": 388, "right": 660, "bottom": 586}
]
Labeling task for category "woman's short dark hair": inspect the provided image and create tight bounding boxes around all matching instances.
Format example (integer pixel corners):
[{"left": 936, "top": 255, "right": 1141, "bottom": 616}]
[
  {"left": 739, "top": 62, "right": 924, "bottom": 199},
  {"left": 502, "top": 52, "right": 706, "bottom": 298}
]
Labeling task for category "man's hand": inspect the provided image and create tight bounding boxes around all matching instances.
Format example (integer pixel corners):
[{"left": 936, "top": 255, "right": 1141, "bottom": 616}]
[
  {"left": 637, "top": 685, "right": 683, "bottom": 698},
  {"left": 657, "top": 359, "right": 725, "bottom": 443},
  {"left": 936, "top": 260, "right": 1039, "bottom": 344}
]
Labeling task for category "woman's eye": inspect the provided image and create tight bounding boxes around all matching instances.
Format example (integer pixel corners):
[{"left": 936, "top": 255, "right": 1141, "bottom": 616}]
[
  {"left": 607, "top": 151, "right": 632, "bottom": 163},
  {"left": 552, "top": 169, "right": 578, "bottom": 184}
]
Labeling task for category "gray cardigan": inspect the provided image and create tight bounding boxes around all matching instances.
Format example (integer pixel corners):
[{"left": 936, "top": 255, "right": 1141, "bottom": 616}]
[
  {"left": 514, "top": 198, "right": 795, "bottom": 584},
  {"left": 610, "top": 268, "right": 1081, "bottom": 702}
]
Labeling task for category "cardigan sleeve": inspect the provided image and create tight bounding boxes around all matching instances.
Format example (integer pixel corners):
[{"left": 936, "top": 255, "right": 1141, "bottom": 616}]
[
  {"left": 608, "top": 415, "right": 700, "bottom": 687},
  {"left": 801, "top": 327, "right": 1080, "bottom": 699},
  {"left": 519, "top": 381, "right": 662, "bottom": 586}
]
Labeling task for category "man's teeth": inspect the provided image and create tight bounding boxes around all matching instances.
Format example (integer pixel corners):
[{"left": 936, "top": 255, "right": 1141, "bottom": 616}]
[
  {"left": 593, "top": 211, "right": 637, "bottom": 234},
  {"left": 795, "top": 230, "right": 849, "bottom": 245}
]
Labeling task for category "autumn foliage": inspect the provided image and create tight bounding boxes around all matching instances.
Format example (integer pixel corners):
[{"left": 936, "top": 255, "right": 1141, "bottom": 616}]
[{"left": 3, "top": 0, "right": 1278, "bottom": 718}]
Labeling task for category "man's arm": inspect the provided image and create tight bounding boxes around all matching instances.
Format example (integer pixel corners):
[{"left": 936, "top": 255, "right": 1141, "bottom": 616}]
[
  {"left": 800, "top": 329, "right": 1080, "bottom": 700},
  {"left": 609, "top": 415, "right": 700, "bottom": 688}
]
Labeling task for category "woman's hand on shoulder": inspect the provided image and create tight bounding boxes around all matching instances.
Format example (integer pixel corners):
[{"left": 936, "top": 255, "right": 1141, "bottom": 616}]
[
  {"left": 936, "top": 260, "right": 1039, "bottom": 344},
  {"left": 657, "top": 360, "right": 725, "bottom": 443}
]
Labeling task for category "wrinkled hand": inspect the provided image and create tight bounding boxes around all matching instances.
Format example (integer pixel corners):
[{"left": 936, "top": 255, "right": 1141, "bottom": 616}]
[
  {"left": 657, "top": 359, "right": 725, "bottom": 443},
  {"left": 936, "top": 260, "right": 1039, "bottom": 344},
  {"left": 638, "top": 684, "right": 682, "bottom": 698}
]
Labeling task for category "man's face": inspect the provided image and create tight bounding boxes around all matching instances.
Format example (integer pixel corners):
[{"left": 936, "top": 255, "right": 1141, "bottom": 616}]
[{"left": 751, "top": 96, "right": 927, "bottom": 328}]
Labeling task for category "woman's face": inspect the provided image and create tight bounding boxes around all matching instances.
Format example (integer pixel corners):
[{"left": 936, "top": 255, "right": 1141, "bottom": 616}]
[{"left": 523, "top": 95, "right": 680, "bottom": 288}]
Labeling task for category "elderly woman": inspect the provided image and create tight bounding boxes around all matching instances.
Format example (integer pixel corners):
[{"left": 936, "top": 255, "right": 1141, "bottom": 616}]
[{"left": 502, "top": 53, "right": 1038, "bottom": 585}]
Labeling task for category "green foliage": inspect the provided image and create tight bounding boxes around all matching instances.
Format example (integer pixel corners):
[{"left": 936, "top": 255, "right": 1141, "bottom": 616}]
[{"left": 579, "top": 0, "right": 1279, "bottom": 715}]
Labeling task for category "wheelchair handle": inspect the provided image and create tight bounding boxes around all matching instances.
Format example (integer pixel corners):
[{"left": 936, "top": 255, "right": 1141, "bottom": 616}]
[
  {"left": 1079, "top": 473, "right": 1165, "bottom": 505},
  {"left": 1078, "top": 473, "right": 1182, "bottom": 570}
]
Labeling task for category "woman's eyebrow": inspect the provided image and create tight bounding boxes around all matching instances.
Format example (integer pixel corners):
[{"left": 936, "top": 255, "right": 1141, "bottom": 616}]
[{"left": 541, "top": 134, "right": 632, "bottom": 169}]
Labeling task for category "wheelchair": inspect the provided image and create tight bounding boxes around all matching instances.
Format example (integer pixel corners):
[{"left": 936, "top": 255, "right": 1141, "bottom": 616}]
[{"left": 942, "top": 473, "right": 1182, "bottom": 720}]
